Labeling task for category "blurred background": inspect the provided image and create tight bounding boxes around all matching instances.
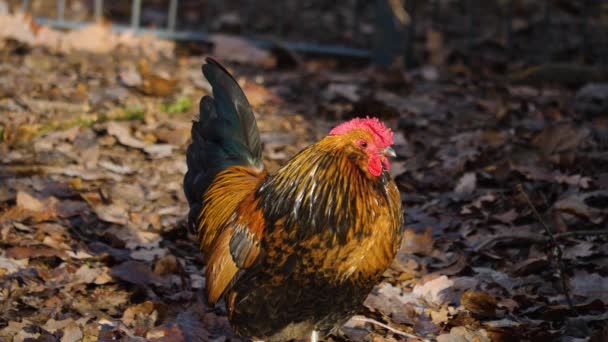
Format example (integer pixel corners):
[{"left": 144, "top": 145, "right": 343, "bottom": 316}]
[{"left": 8, "top": 0, "right": 608, "bottom": 66}]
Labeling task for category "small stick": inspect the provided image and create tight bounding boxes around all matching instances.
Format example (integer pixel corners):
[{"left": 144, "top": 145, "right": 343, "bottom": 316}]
[
  {"left": 351, "top": 316, "right": 429, "bottom": 341},
  {"left": 555, "top": 229, "right": 608, "bottom": 239},
  {"left": 517, "top": 184, "right": 575, "bottom": 313},
  {"left": 475, "top": 229, "right": 608, "bottom": 252}
]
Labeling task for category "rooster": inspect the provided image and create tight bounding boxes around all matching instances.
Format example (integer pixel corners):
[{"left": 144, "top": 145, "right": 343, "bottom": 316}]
[{"left": 184, "top": 58, "right": 403, "bottom": 341}]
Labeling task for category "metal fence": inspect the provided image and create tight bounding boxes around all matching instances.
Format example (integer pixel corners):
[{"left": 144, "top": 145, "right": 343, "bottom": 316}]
[{"left": 18, "top": 0, "right": 608, "bottom": 66}]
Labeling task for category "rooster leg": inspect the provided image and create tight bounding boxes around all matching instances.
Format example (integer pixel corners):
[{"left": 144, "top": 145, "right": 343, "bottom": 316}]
[{"left": 310, "top": 330, "right": 319, "bottom": 342}]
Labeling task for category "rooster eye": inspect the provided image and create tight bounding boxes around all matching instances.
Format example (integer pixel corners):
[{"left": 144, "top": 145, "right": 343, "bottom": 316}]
[{"left": 359, "top": 141, "right": 368, "bottom": 148}]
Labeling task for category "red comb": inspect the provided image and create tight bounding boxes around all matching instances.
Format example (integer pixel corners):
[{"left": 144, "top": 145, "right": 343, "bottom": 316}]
[{"left": 329, "top": 117, "right": 394, "bottom": 147}]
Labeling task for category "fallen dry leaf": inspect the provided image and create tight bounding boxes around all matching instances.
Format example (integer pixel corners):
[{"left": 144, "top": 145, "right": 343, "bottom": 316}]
[
  {"left": 119, "top": 66, "right": 143, "bottom": 87},
  {"left": 106, "top": 122, "right": 146, "bottom": 149},
  {"left": 139, "top": 74, "right": 178, "bottom": 97},
  {"left": 149, "top": 310, "right": 211, "bottom": 341},
  {"left": 42, "top": 318, "right": 73, "bottom": 333},
  {"left": 436, "top": 327, "right": 491, "bottom": 342},
  {"left": 240, "top": 79, "right": 283, "bottom": 107},
  {"left": 454, "top": 172, "right": 477, "bottom": 194},
  {"left": 122, "top": 301, "right": 157, "bottom": 327},
  {"left": 460, "top": 290, "right": 498, "bottom": 318},
  {"left": 570, "top": 271, "right": 608, "bottom": 303},
  {"left": 554, "top": 174, "right": 592, "bottom": 188},
  {"left": 210, "top": 34, "right": 276, "bottom": 68},
  {"left": 60, "top": 321, "right": 83, "bottom": 342},
  {"left": 7, "top": 245, "right": 66, "bottom": 259},
  {"left": 93, "top": 204, "right": 129, "bottom": 225},
  {"left": 553, "top": 191, "right": 608, "bottom": 224},
  {"left": 364, "top": 283, "right": 418, "bottom": 325},
  {"left": 0, "top": 256, "right": 28, "bottom": 276},
  {"left": 492, "top": 209, "right": 518, "bottom": 224},
  {"left": 532, "top": 124, "right": 587, "bottom": 156},
  {"left": 413, "top": 275, "right": 455, "bottom": 307},
  {"left": 472, "top": 267, "right": 516, "bottom": 292},
  {"left": 111, "top": 260, "right": 167, "bottom": 287},
  {"left": 131, "top": 247, "right": 168, "bottom": 262},
  {"left": 400, "top": 227, "right": 434, "bottom": 255},
  {"left": 154, "top": 254, "right": 180, "bottom": 276},
  {"left": 73, "top": 264, "right": 112, "bottom": 285},
  {"left": 16, "top": 191, "right": 44, "bottom": 212},
  {"left": 105, "top": 225, "right": 161, "bottom": 249},
  {"left": 484, "top": 318, "right": 521, "bottom": 329},
  {"left": 144, "top": 143, "right": 175, "bottom": 158},
  {"left": 562, "top": 241, "right": 595, "bottom": 260}
]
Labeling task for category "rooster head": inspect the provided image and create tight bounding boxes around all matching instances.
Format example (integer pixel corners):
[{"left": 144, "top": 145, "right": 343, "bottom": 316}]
[{"left": 329, "top": 117, "right": 396, "bottom": 177}]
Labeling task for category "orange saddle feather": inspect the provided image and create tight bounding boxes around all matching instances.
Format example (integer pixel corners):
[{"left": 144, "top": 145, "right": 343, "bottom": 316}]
[{"left": 197, "top": 165, "right": 267, "bottom": 304}]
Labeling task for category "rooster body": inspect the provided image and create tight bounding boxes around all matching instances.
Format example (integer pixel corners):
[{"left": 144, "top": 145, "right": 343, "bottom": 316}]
[{"left": 185, "top": 59, "right": 403, "bottom": 341}]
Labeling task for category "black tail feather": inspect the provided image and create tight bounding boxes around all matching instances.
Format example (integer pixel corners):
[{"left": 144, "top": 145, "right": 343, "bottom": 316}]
[{"left": 184, "top": 58, "right": 262, "bottom": 230}]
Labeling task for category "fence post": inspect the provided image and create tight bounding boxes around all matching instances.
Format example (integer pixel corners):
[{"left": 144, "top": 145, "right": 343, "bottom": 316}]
[
  {"left": 277, "top": 2, "right": 287, "bottom": 37},
  {"left": 582, "top": 0, "right": 591, "bottom": 63},
  {"left": 240, "top": 0, "right": 255, "bottom": 36},
  {"left": 372, "top": 0, "right": 400, "bottom": 66},
  {"left": 466, "top": 0, "right": 475, "bottom": 62},
  {"left": 57, "top": 0, "right": 65, "bottom": 22},
  {"left": 168, "top": 0, "right": 178, "bottom": 32},
  {"left": 352, "top": 0, "right": 361, "bottom": 42},
  {"left": 505, "top": 0, "right": 513, "bottom": 58},
  {"left": 94, "top": 0, "right": 103, "bottom": 22},
  {"left": 404, "top": 0, "right": 417, "bottom": 68},
  {"left": 542, "top": 0, "right": 551, "bottom": 62},
  {"left": 131, "top": 0, "right": 142, "bottom": 32}
]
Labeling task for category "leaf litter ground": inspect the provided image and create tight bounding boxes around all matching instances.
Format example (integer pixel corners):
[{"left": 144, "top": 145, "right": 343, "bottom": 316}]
[{"left": 1, "top": 34, "right": 608, "bottom": 342}]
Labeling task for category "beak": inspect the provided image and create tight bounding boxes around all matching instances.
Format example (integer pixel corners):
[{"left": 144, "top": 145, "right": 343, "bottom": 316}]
[{"left": 381, "top": 147, "right": 396, "bottom": 158}]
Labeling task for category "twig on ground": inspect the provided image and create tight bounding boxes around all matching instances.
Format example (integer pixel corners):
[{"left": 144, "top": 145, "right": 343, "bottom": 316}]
[
  {"left": 473, "top": 232, "right": 547, "bottom": 251},
  {"left": 555, "top": 229, "right": 608, "bottom": 239},
  {"left": 474, "top": 229, "right": 608, "bottom": 252},
  {"left": 351, "top": 316, "right": 430, "bottom": 341},
  {"left": 517, "top": 184, "right": 575, "bottom": 313}
]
